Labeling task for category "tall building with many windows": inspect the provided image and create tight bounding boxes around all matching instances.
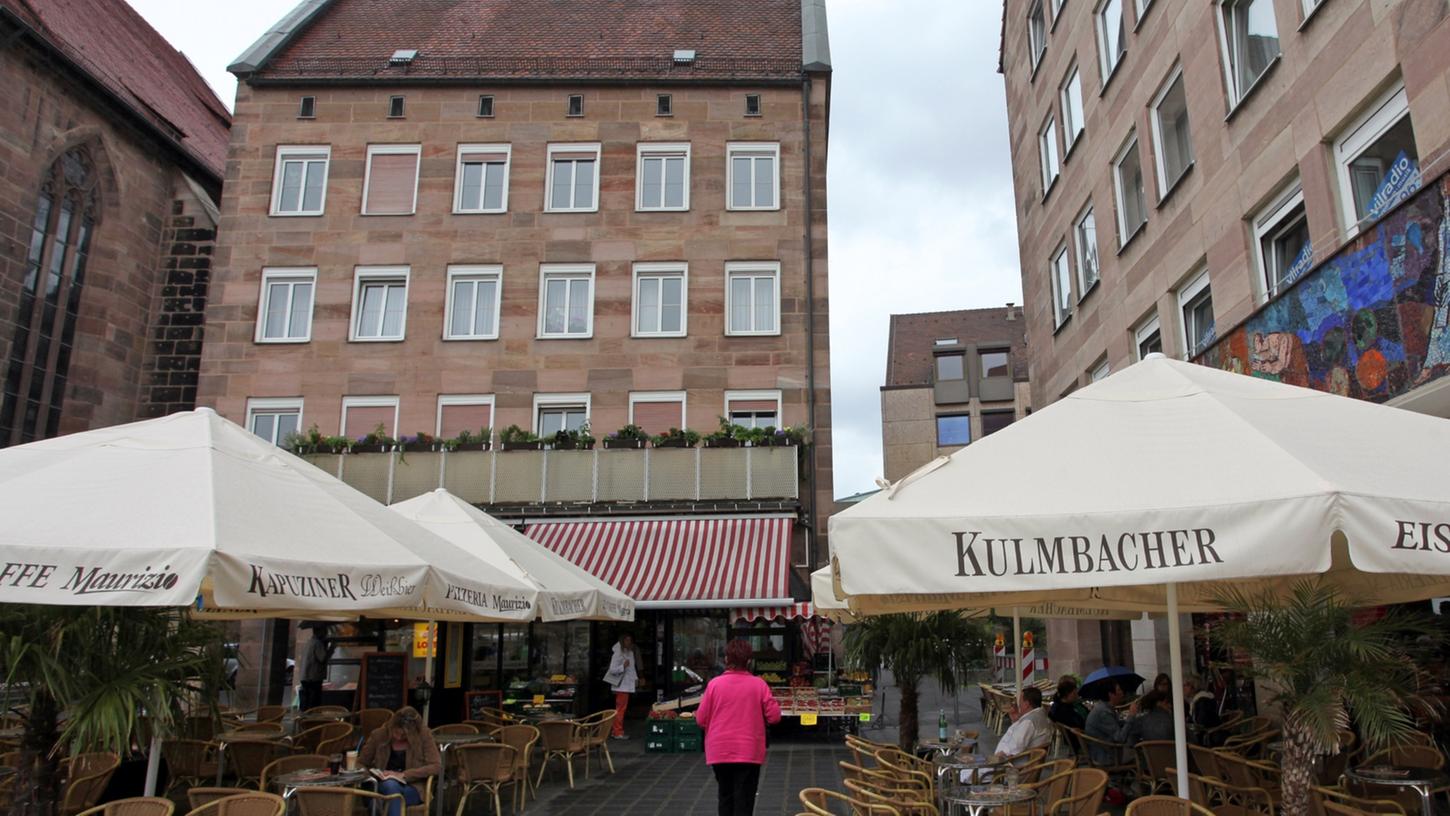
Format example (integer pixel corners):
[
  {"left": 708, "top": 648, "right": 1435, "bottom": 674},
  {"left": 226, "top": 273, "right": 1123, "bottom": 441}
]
[
  {"left": 1001, "top": 0, "right": 1450, "bottom": 676},
  {"left": 203, "top": 0, "right": 833, "bottom": 717}
]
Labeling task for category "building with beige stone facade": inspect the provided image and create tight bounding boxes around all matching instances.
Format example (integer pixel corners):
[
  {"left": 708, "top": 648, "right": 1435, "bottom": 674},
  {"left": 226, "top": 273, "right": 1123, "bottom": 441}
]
[
  {"left": 1001, "top": 0, "right": 1450, "bottom": 678},
  {"left": 204, "top": 0, "right": 833, "bottom": 717},
  {"left": 880, "top": 307, "right": 1031, "bottom": 483}
]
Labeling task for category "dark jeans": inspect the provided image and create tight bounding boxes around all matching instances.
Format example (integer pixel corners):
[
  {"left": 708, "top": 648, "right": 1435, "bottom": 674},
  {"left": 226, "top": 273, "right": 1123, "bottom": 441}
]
[
  {"left": 712, "top": 762, "right": 761, "bottom": 816},
  {"left": 378, "top": 778, "right": 422, "bottom": 816},
  {"left": 299, "top": 680, "right": 323, "bottom": 711}
]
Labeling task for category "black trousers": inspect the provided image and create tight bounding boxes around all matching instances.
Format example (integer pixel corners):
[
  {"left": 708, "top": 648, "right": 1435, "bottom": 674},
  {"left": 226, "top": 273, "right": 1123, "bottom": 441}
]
[
  {"left": 713, "top": 763, "right": 762, "bottom": 816},
  {"left": 299, "top": 680, "right": 322, "bottom": 711}
]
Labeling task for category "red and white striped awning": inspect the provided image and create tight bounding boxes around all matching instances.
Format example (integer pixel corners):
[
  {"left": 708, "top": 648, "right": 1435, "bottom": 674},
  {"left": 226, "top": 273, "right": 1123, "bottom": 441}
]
[
  {"left": 523, "top": 515, "right": 794, "bottom": 609},
  {"left": 733, "top": 602, "right": 815, "bottom": 623}
]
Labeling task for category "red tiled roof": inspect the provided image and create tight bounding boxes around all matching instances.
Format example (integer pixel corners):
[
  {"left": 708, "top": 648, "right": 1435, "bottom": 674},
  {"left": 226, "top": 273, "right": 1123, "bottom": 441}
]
[
  {"left": 256, "top": 0, "right": 804, "bottom": 81},
  {"left": 1, "top": 0, "right": 230, "bottom": 180},
  {"left": 886, "top": 307, "right": 1030, "bottom": 387}
]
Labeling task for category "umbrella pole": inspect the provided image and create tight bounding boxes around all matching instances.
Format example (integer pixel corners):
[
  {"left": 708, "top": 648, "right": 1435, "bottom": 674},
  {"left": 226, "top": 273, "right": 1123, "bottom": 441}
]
[
  {"left": 423, "top": 621, "right": 436, "bottom": 723},
  {"left": 142, "top": 734, "right": 162, "bottom": 796},
  {"left": 1012, "top": 608, "right": 1022, "bottom": 704},
  {"left": 1167, "top": 584, "right": 1189, "bottom": 800}
]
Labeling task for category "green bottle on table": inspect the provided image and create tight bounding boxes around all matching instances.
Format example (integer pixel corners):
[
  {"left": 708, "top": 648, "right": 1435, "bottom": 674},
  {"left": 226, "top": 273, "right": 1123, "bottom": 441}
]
[{"left": 938, "top": 709, "right": 947, "bottom": 742}]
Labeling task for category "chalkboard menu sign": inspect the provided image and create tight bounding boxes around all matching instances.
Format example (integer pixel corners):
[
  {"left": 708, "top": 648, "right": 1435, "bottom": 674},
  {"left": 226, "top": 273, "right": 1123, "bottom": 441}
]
[
  {"left": 361, "top": 652, "right": 407, "bottom": 711},
  {"left": 464, "top": 690, "right": 503, "bottom": 721}
]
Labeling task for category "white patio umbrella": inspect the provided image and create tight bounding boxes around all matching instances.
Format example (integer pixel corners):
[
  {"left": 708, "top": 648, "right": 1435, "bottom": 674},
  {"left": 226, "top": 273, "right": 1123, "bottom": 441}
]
[
  {"left": 389, "top": 488, "right": 635, "bottom": 622},
  {"left": 830, "top": 354, "right": 1450, "bottom": 798}
]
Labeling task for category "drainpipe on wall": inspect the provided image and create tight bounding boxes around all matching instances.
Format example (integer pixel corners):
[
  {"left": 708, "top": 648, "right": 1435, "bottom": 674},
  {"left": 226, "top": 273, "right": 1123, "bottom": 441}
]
[{"left": 801, "top": 73, "right": 821, "bottom": 571}]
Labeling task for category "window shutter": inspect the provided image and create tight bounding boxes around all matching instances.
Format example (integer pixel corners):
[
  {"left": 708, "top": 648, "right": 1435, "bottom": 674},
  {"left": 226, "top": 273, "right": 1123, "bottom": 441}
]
[
  {"left": 439, "top": 403, "right": 492, "bottom": 438},
  {"left": 632, "top": 401, "right": 683, "bottom": 435},
  {"left": 728, "top": 399, "right": 777, "bottom": 413},
  {"left": 460, "top": 151, "right": 508, "bottom": 165},
  {"left": 364, "top": 152, "right": 419, "bottom": 214},
  {"left": 344, "top": 405, "right": 395, "bottom": 438}
]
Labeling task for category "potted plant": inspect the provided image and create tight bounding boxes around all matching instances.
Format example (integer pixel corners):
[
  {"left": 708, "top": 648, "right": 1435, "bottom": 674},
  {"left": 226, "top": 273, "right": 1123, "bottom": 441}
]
[
  {"left": 736, "top": 425, "right": 767, "bottom": 447},
  {"left": 603, "top": 424, "right": 649, "bottom": 450},
  {"left": 498, "top": 425, "right": 542, "bottom": 451},
  {"left": 400, "top": 431, "right": 437, "bottom": 453},
  {"left": 652, "top": 427, "right": 700, "bottom": 448},
  {"left": 703, "top": 417, "right": 742, "bottom": 448},
  {"left": 320, "top": 434, "right": 353, "bottom": 454},
  {"left": 445, "top": 427, "right": 491, "bottom": 452},
  {"left": 285, "top": 424, "right": 327, "bottom": 454},
  {"left": 549, "top": 423, "right": 595, "bottom": 451}
]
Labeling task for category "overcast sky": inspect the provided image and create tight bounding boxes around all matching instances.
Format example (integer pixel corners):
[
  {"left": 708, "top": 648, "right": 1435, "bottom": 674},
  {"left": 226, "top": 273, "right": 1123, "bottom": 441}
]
[{"left": 129, "top": 0, "right": 1022, "bottom": 499}]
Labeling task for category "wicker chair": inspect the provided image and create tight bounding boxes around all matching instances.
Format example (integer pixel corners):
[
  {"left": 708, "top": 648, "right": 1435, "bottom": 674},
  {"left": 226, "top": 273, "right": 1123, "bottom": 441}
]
[
  {"left": 577, "top": 709, "right": 617, "bottom": 777},
  {"left": 237, "top": 707, "right": 286, "bottom": 725},
  {"left": 223, "top": 741, "right": 287, "bottom": 788},
  {"left": 258, "top": 754, "right": 326, "bottom": 792},
  {"left": 873, "top": 750, "right": 936, "bottom": 796},
  {"left": 1136, "top": 740, "right": 1178, "bottom": 796},
  {"left": 229, "top": 723, "right": 285, "bottom": 736},
  {"left": 799, "top": 787, "right": 901, "bottom": 816},
  {"left": 1363, "top": 744, "right": 1445, "bottom": 770},
  {"left": 75, "top": 798, "right": 174, "bottom": 816},
  {"left": 1021, "top": 758, "right": 1073, "bottom": 786},
  {"left": 181, "top": 792, "right": 285, "bottom": 816},
  {"left": 843, "top": 778, "right": 939, "bottom": 816},
  {"left": 1010, "top": 768, "right": 1074, "bottom": 816},
  {"left": 1313, "top": 785, "right": 1406, "bottom": 815},
  {"left": 314, "top": 730, "right": 355, "bottom": 757},
  {"left": 845, "top": 734, "right": 893, "bottom": 768},
  {"left": 184, "top": 789, "right": 253, "bottom": 810},
  {"left": 452, "top": 743, "right": 517, "bottom": 816},
  {"left": 1063, "top": 726, "right": 1136, "bottom": 779},
  {"left": 60, "top": 751, "right": 121, "bottom": 816},
  {"left": 495, "top": 724, "right": 540, "bottom": 809},
  {"left": 291, "top": 780, "right": 430, "bottom": 816},
  {"left": 1214, "top": 750, "right": 1281, "bottom": 809},
  {"left": 534, "top": 719, "right": 586, "bottom": 789},
  {"left": 1179, "top": 769, "right": 1274, "bottom": 816},
  {"left": 355, "top": 708, "right": 392, "bottom": 736},
  {"left": 162, "top": 739, "right": 219, "bottom": 793},
  {"left": 432, "top": 723, "right": 479, "bottom": 736},
  {"left": 1125, "top": 796, "right": 1214, "bottom": 815},
  {"left": 182, "top": 714, "right": 220, "bottom": 741},
  {"left": 290, "top": 724, "right": 340, "bottom": 755},
  {"left": 301, "top": 705, "right": 350, "bottom": 718},
  {"left": 1047, "top": 768, "right": 1107, "bottom": 816}
]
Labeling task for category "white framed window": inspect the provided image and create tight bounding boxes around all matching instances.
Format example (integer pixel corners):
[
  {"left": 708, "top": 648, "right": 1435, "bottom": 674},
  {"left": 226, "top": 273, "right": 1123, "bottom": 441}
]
[
  {"left": 341, "top": 396, "right": 399, "bottom": 439},
  {"left": 632, "top": 262, "right": 688, "bottom": 338},
  {"left": 436, "top": 394, "right": 494, "bottom": 438},
  {"left": 361, "top": 144, "right": 421, "bottom": 215},
  {"left": 1113, "top": 133, "right": 1147, "bottom": 245},
  {"left": 636, "top": 143, "right": 691, "bottom": 211},
  {"left": 349, "top": 266, "right": 409, "bottom": 342},
  {"left": 1061, "top": 65, "right": 1085, "bottom": 150},
  {"left": 269, "top": 145, "right": 330, "bottom": 216},
  {"left": 1096, "top": 0, "right": 1126, "bottom": 84},
  {"left": 545, "top": 143, "right": 602, "bottom": 212},
  {"left": 629, "top": 391, "right": 686, "bottom": 434},
  {"left": 726, "top": 142, "right": 780, "bottom": 211},
  {"left": 255, "top": 267, "right": 316, "bottom": 343},
  {"left": 533, "top": 393, "right": 590, "bottom": 436},
  {"left": 1301, "top": 0, "right": 1325, "bottom": 20},
  {"left": 1135, "top": 0, "right": 1154, "bottom": 19},
  {"left": 1150, "top": 66, "right": 1194, "bottom": 196},
  {"left": 1090, "top": 359, "right": 1110, "bottom": 382},
  {"left": 1050, "top": 244, "right": 1072, "bottom": 328},
  {"left": 1334, "top": 83, "right": 1420, "bottom": 235},
  {"left": 1177, "top": 269, "right": 1215, "bottom": 358},
  {"left": 453, "top": 144, "right": 511, "bottom": 214},
  {"left": 444, "top": 265, "right": 502, "bottom": 340},
  {"left": 1039, "top": 115, "right": 1061, "bottom": 193},
  {"left": 246, "top": 398, "right": 303, "bottom": 446},
  {"left": 1134, "top": 313, "right": 1163, "bottom": 360},
  {"left": 1252, "top": 182, "right": 1311, "bottom": 300},
  {"left": 1217, "top": 0, "right": 1281, "bottom": 108},
  {"left": 725, "top": 390, "right": 783, "bottom": 428},
  {"left": 1074, "top": 206, "right": 1100, "bottom": 296},
  {"left": 725, "top": 262, "right": 781, "bottom": 336},
  {"left": 1028, "top": 0, "right": 1047, "bottom": 71},
  {"left": 538, "top": 264, "right": 595, "bottom": 339},
  {"left": 936, "top": 353, "right": 965, "bottom": 381}
]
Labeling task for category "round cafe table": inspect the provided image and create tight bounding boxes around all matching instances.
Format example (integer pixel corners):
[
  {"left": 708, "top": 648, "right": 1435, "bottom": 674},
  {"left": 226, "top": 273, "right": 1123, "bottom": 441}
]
[
  {"left": 433, "top": 733, "right": 496, "bottom": 816},
  {"left": 271, "top": 768, "right": 373, "bottom": 800},
  {"left": 933, "top": 752, "right": 993, "bottom": 801},
  {"left": 942, "top": 784, "right": 1037, "bottom": 816},
  {"left": 1346, "top": 765, "right": 1448, "bottom": 816}
]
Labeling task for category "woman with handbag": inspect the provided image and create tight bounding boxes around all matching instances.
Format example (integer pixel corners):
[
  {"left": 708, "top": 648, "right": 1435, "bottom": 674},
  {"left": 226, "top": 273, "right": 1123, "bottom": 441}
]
[
  {"left": 695, "top": 638, "right": 782, "bottom": 816},
  {"left": 605, "top": 633, "right": 641, "bottom": 739}
]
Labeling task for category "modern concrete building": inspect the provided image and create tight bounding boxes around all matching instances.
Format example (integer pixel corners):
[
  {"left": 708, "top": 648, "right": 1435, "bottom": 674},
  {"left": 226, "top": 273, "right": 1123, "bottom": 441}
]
[
  {"left": 206, "top": 0, "right": 833, "bottom": 717},
  {"left": 0, "top": 0, "right": 229, "bottom": 447},
  {"left": 880, "top": 307, "right": 1031, "bottom": 483},
  {"left": 1000, "top": 0, "right": 1450, "bottom": 677}
]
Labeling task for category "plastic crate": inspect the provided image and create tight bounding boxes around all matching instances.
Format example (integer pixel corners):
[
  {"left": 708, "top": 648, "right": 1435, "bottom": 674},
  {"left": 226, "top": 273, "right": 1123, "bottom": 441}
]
[
  {"left": 647, "top": 719, "right": 677, "bottom": 738},
  {"left": 673, "top": 734, "right": 702, "bottom": 752},
  {"left": 675, "top": 720, "right": 702, "bottom": 738},
  {"left": 646, "top": 736, "right": 676, "bottom": 753}
]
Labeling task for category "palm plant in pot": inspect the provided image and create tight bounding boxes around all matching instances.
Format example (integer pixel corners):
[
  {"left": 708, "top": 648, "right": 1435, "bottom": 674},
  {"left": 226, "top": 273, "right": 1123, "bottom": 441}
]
[{"left": 1209, "top": 580, "right": 1443, "bottom": 816}]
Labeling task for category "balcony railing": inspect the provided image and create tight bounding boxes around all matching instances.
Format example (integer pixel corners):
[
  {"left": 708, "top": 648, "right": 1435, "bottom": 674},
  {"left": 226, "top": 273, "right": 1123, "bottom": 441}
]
[
  {"left": 1195, "top": 169, "right": 1450, "bottom": 404},
  {"left": 302, "top": 446, "right": 800, "bottom": 507}
]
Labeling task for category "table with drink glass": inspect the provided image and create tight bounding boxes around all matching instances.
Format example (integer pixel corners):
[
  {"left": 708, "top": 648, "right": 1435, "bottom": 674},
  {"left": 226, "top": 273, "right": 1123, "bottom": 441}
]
[
  {"left": 942, "top": 784, "right": 1038, "bottom": 816},
  {"left": 271, "top": 768, "right": 375, "bottom": 801}
]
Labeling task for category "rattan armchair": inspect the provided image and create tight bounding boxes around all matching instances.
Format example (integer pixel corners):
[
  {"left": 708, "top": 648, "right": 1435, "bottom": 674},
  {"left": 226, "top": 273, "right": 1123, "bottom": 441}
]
[
  {"left": 534, "top": 719, "right": 586, "bottom": 789},
  {"left": 1363, "top": 744, "right": 1446, "bottom": 770},
  {"left": 258, "top": 754, "right": 326, "bottom": 792},
  {"left": 229, "top": 723, "right": 285, "bottom": 736},
  {"left": 1313, "top": 784, "right": 1407, "bottom": 815},
  {"left": 75, "top": 797, "right": 174, "bottom": 816},
  {"left": 431, "top": 723, "right": 478, "bottom": 736},
  {"left": 184, "top": 789, "right": 253, "bottom": 810},
  {"left": 180, "top": 792, "right": 285, "bottom": 816},
  {"left": 1062, "top": 727, "right": 1135, "bottom": 778},
  {"left": 222, "top": 741, "right": 287, "bottom": 789},
  {"left": 353, "top": 708, "right": 391, "bottom": 736},
  {"left": 289, "top": 787, "right": 415, "bottom": 816},
  {"left": 1124, "top": 796, "right": 1214, "bottom": 815},
  {"left": 844, "top": 734, "right": 893, "bottom": 768},
  {"left": 1176, "top": 767, "right": 1274, "bottom": 815},
  {"left": 60, "top": 751, "right": 121, "bottom": 816},
  {"left": 452, "top": 743, "right": 517, "bottom": 816},
  {"left": 495, "top": 724, "right": 540, "bottom": 809},
  {"left": 1135, "top": 740, "right": 1178, "bottom": 796},
  {"left": 162, "top": 739, "right": 219, "bottom": 793},
  {"left": 1047, "top": 768, "right": 1107, "bottom": 816},
  {"left": 576, "top": 709, "right": 617, "bottom": 777},
  {"left": 843, "top": 778, "right": 939, "bottom": 816},
  {"left": 799, "top": 787, "right": 901, "bottom": 816}
]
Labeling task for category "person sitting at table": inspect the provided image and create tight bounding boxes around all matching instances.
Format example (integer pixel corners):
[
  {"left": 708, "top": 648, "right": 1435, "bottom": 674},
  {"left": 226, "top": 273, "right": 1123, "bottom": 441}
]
[
  {"left": 991, "top": 686, "right": 1051, "bottom": 762},
  {"left": 1085, "top": 680, "right": 1131, "bottom": 765},
  {"left": 1184, "top": 676, "right": 1220, "bottom": 743},
  {"left": 1048, "top": 676, "right": 1086, "bottom": 730},
  {"left": 360, "top": 706, "right": 441, "bottom": 816},
  {"left": 1125, "top": 690, "right": 1176, "bottom": 746}
]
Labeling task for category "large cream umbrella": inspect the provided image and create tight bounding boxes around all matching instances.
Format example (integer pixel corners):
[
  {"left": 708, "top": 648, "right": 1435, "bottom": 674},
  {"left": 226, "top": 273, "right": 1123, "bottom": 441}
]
[{"left": 830, "top": 354, "right": 1450, "bottom": 798}]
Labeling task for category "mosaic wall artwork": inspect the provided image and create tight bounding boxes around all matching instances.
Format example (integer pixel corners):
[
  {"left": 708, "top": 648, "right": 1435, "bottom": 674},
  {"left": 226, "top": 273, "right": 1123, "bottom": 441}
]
[{"left": 1199, "top": 174, "right": 1450, "bottom": 402}]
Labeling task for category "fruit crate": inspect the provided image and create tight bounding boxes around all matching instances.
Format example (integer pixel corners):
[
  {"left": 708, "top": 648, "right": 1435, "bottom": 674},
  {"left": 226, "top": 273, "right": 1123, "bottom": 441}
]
[
  {"left": 646, "top": 718, "right": 677, "bottom": 752},
  {"left": 673, "top": 719, "right": 703, "bottom": 752}
]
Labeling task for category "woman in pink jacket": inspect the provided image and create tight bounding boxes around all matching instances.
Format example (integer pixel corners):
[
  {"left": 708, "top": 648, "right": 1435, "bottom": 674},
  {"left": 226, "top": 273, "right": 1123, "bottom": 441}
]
[{"left": 694, "top": 638, "right": 782, "bottom": 816}]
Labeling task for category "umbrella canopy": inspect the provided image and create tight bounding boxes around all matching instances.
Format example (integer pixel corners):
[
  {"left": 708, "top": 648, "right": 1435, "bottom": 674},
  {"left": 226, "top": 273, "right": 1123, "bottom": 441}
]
[
  {"left": 1079, "top": 666, "right": 1144, "bottom": 701},
  {"left": 0, "top": 408, "right": 535, "bottom": 620},
  {"left": 830, "top": 355, "right": 1450, "bottom": 614},
  {"left": 388, "top": 489, "right": 634, "bottom": 622}
]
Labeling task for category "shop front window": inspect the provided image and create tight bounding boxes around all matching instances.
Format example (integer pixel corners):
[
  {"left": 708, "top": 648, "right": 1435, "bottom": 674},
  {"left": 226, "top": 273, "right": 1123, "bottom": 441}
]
[
  {"left": 673, "top": 616, "right": 727, "bottom": 689},
  {"left": 731, "top": 620, "right": 789, "bottom": 685},
  {"left": 470, "top": 625, "right": 501, "bottom": 691}
]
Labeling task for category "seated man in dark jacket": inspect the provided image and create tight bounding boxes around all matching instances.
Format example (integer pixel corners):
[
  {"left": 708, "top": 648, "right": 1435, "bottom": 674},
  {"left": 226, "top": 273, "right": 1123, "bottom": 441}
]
[{"left": 1047, "top": 675, "right": 1086, "bottom": 730}]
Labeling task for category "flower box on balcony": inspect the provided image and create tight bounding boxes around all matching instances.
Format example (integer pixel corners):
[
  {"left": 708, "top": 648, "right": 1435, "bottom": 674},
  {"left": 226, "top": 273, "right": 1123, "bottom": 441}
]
[
  {"left": 704, "top": 437, "right": 740, "bottom": 449},
  {"left": 447, "top": 441, "right": 491, "bottom": 452},
  {"left": 653, "top": 436, "right": 693, "bottom": 448},
  {"left": 500, "top": 441, "right": 543, "bottom": 452},
  {"left": 549, "top": 441, "right": 596, "bottom": 451},
  {"left": 350, "top": 444, "right": 395, "bottom": 455},
  {"left": 602, "top": 437, "right": 646, "bottom": 450}
]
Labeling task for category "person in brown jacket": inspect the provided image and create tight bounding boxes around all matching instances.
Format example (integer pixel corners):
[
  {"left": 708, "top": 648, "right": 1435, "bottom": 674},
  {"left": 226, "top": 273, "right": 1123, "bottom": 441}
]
[{"left": 360, "top": 707, "right": 441, "bottom": 816}]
